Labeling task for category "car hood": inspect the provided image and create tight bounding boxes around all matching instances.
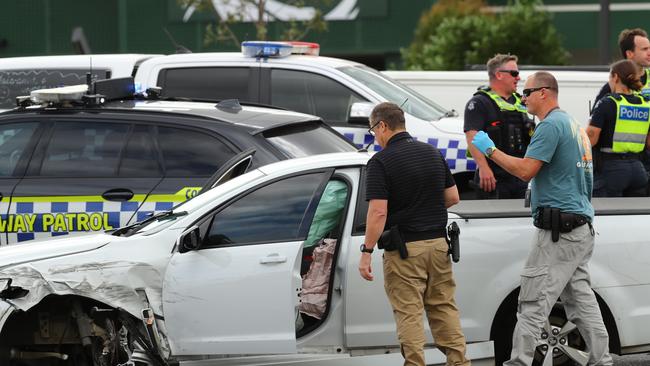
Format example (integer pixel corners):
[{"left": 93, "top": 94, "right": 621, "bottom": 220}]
[
  {"left": 0, "top": 234, "right": 110, "bottom": 270},
  {"left": 431, "top": 116, "right": 466, "bottom": 136}
]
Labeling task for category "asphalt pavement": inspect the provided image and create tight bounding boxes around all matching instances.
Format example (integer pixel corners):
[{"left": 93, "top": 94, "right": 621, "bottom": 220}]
[{"left": 612, "top": 353, "right": 650, "bottom": 365}]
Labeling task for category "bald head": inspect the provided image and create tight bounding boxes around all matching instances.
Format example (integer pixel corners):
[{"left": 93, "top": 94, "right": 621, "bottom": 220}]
[
  {"left": 529, "top": 71, "right": 558, "bottom": 97},
  {"left": 522, "top": 71, "right": 560, "bottom": 119}
]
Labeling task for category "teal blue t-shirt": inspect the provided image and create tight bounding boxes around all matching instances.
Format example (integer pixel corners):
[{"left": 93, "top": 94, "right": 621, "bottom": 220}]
[{"left": 525, "top": 109, "right": 594, "bottom": 220}]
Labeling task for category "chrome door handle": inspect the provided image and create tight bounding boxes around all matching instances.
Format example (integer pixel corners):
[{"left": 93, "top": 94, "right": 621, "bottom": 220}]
[{"left": 260, "top": 253, "right": 287, "bottom": 264}]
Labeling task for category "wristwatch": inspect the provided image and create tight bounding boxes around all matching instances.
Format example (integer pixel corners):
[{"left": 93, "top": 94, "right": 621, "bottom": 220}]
[
  {"left": 485, "top": 146, "right": 498, "bottom": 158},
  {"left": 360, "top": 244, "right": 374, "bottom": 253}
]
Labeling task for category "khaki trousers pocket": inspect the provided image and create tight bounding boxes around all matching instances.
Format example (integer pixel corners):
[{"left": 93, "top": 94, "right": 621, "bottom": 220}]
[{"left": 518, "top": 266, "right": 549, "bottom": 302}]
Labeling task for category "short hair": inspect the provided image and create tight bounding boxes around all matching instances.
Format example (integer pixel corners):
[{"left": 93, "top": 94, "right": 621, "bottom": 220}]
[
  {"left": 370, "top": 102, "right": 405, "bottom": 131},
  {"left": 618, "top": 28, "right": 649, "bottom": 59},
  {"left": 530, "top": 71, "right": 559, "bottom": 95},
  {"left": 487, "top": 53, "right": 518, "bottom": 80},
  {"left": 610, "top": 59, "right": 643, "bottom": 91}
]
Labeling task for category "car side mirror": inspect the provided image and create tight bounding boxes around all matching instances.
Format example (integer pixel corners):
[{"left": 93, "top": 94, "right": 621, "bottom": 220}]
[
  {"left": 177, "top": 226, "right": 202, "bottom": 253},
  {"left": 347, "top": 102, "right": 376, "bottom": 125}
]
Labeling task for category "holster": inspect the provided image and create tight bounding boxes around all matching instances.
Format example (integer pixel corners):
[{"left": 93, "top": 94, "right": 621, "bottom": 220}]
[
  {"left": 377, "top": 225, "right": 408, "bottom": 259},
  {"left": 446, "top": 222, "right": 460, "bottom": 263},
  {"left": 533, "top": 207, "right": 589, "bottom": 242}
]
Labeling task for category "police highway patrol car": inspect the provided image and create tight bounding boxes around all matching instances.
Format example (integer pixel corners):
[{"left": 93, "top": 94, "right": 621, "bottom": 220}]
[{"left": 0, "top": 77, "right": 355, "bottom": 244}]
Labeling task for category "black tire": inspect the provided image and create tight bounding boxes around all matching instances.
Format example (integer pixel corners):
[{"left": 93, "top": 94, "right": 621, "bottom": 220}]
[{"left": 492, "top": 293, "right": 620, "bottom": 366}]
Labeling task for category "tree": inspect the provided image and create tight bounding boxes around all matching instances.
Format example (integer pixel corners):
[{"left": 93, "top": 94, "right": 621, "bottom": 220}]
[
  {"left": 401, "top": 0, "right": 485, "bottom": 70},
  {"left": 178, "top": 0, "right": 329, "bottom": 48},
  {"left": 404, "top": 0, "right": 570, "bottom": 70}
]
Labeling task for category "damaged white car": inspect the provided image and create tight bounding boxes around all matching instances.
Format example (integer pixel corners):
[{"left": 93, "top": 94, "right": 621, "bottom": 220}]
[{"left": 0, "top": 151, "right": 648, "bottom": 366}]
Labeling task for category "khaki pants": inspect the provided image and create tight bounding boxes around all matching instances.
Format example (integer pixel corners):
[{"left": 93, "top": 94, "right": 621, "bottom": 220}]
[{"left": 383, "top": 238, "right": 470, "bottom": 366}]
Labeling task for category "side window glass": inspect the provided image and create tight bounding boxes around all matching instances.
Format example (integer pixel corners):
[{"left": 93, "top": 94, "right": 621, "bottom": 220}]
[
  {"left": 158, "top": 67, "right": 253, "bottom": 102},
  {"left": 158, "top": 127, "right": 236, "bottom": 176},
  {"left": 120, "top": 125, "right": 161, "bottom": 177},
  {"left": 270, "top": 69, "right": 365, "bottom": 123},
  {"left": 0, "top": 122, "right": 39, "bottom": 177},
  {"left": 205, "top": 173, "right": 327, "bottom": 246},
  {"left": 40, "top": 122, "right": 129, "bottom": 176}
]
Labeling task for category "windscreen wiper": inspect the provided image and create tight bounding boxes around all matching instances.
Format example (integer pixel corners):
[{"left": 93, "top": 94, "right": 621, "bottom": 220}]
[{"left": 111, "top": 210, "right": 188, "bottom": 237}]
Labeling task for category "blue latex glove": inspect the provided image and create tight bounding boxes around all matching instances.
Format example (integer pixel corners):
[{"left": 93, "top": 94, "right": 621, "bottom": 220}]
[{"left": 472, "top": 131, "right": 496, "bottom": 155}]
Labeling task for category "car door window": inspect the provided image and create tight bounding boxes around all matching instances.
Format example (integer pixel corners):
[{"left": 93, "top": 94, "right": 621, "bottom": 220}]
[
  {"left": 119, "top": 125, "right": 161, "bottom": 177},
  {"left": 270, "top": 69, "right": 365, "bottom": 123},
  {"left": 0, "top": 122, "right": 39, "bottom": 177},
  {"left": 157, "top": 127, "right": 236, "bottom": 176},
  {"left": 39, "top": 122, "right": 129, "bottom": 176},
  {"left": 158, "top": 67, "right": 255, "bottom": 102},
  {"left": 205, "top": 172, "right": 329, "bottom": 246}
]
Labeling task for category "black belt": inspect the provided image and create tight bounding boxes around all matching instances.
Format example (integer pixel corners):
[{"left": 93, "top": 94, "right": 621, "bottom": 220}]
[
  {"left": 533, "top": 212, "right": 589, "bottom": 230},
  {"left": 401, "top": 228, "right": 447, "bottom": 242},
  {"left": 601, "top": 152, "right": 642, "bottom": 160}
]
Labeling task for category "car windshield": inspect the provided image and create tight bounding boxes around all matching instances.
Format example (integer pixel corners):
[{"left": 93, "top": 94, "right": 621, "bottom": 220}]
[
  {"left": 338, "top": 65, "right": 450, "bottom": 121},
  {"left": 264, "top": 121, "right": 356, "bottom": 158}
]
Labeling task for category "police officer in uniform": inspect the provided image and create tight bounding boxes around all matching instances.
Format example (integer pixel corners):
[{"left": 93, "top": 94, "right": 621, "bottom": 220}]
[
  {"left": 595, "top": 28, "right": 650, "bottom": 102},
  {"left": 588, "top": 59, "right": 650, "bottom": 196},
  {"left": 464, "top": 54, "right": 534, "bottom": 198},
  {"left": 359, "top": 102, "right": 470, "bottom": 366}
]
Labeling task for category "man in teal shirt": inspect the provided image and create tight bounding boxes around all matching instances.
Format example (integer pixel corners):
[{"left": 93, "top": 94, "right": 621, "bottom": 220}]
[{"left": 472, "top": 71, "right": 613, "bottom": 366}]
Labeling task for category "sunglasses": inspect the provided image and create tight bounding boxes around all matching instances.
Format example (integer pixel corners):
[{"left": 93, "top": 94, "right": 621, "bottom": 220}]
[
  {"left": 522, "top": 86, "right": 554, "bottom": 97},
  {"left": 497, "top": 69, "right": 520, "bottom": 78},
  {"left": 368, "top": 120, "right": 382, "bottom": 136}
]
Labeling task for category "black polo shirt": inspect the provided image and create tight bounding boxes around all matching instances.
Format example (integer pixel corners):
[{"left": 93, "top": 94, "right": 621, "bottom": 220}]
[{"left": 365, "top": 131, "right": 455, "bottom": 233}]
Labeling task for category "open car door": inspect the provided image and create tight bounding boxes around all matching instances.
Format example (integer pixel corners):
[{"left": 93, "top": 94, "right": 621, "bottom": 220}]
[{"left": 161, "top": 169, "right": 333, "bottom": 357}]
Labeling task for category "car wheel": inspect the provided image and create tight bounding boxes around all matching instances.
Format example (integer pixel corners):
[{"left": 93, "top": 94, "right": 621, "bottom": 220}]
[
  {"left": 494, "top": 296, "right": 618, "bottom": 366},
  {"left": 532, "top": 302, "right": 588, "bottom": 366}
]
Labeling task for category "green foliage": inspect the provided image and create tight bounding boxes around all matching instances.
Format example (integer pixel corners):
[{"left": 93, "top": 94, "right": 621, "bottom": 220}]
[
  {"left": 404, "top": 0, "right": 570, "bottom": 70},
  {"left": 402, "top": 0, "right": 485, "bottom": 69}
]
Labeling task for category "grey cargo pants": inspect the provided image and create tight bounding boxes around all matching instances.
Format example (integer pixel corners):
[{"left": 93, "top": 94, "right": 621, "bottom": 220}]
[{"left": 504, "top": 224, "right": 613, "bottom": 366}]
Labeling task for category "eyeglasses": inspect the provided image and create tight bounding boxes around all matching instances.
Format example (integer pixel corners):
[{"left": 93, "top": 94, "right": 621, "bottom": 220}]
[
  {"left": 368, "top": 120, "right": 382, "bottom": 136},
  {"left": 522, "top": 86, "right": 554, "bottom": 97},
  {"left": 497, "top": 69, "right": 520, "bottom": 78}
]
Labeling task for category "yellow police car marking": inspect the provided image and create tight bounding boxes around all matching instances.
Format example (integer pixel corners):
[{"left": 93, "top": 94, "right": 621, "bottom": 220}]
[{"left": 2, "top": 187, "right": 203, "bottom": 235}]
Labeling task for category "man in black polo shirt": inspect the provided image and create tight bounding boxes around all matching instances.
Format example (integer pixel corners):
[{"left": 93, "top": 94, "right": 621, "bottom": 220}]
[{"left": 358, "top": 102, "right": 470, "bottom": 366}]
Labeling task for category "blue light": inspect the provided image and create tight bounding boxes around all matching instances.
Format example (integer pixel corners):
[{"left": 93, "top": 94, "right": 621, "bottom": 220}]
[{"left": 241, "top": 41, "right": 292, "bottom": 58}]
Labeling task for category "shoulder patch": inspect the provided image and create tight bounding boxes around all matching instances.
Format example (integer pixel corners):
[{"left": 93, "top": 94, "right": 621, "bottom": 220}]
[{"left": 467, "top": 101, "right": 475, "bottom": 111}]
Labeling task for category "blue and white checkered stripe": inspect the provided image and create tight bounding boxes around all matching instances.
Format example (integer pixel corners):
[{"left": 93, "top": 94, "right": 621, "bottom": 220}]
[
  {"left": 337, "top": 128, "right": 476, "bottom": 173},
  {"left": 4, "top": 199, "right": 176, "bottom": 243}
]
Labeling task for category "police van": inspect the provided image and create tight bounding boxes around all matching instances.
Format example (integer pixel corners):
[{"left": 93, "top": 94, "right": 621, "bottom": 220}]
[
  {"left": 133, "top": 41, "right": 476, "bottom": 189},
  {"left": 0, "top": 54, "right": 159, "bottom": 111},
  {"left": 0, "top": 77, "right": 356, "bottom": 244}
]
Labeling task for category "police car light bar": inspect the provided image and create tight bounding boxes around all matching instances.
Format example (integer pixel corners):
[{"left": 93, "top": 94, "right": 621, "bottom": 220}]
[
  {"left": 241, "top": 41, "right": 321, "bottom": 58},
  {"left": 286, "top": 41, "right": 320, "bottom": 56},
  {"left": 30, "top": 84, "right": 88, "bottom": 103},
  {"left": 242, "top": 41, "right": 292, "bottom": 58}
]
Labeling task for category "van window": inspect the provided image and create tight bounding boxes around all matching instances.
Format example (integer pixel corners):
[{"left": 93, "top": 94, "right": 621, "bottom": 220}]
[
  {"left": 157, "top": 127, "right": 236, "bottom": 176},
  {"left": 0, "top": 122, "right": 39, "bottom": 176},
  {"left": 0, "top": 69, "right": 109, "bottom": 109},
  {"left": 40, "top": 122, "right": 129, "bottom": 176},
  {"left": 270, "top": 69, "right": 365, "bottom": 123},
  {"left": 157, "top": 67, "right": 254, "bottom": 102}
]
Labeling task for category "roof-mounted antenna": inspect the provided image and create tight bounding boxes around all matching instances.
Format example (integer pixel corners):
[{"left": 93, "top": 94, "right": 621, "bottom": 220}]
[
  {"left": 86, "top": 56, "right": 93, "bottom": 94},
  {"left": 163, "top": 28, "right": 192, "bottom": 54}
]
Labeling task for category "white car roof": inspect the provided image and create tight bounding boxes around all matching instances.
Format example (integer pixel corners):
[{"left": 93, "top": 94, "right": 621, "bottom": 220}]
[{"left": 137, "top": 52, "right": 363, "bottom": 69}]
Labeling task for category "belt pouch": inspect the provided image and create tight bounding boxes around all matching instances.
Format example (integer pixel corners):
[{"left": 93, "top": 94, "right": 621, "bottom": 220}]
[{"left": 551, "top": 208, "right": 560, "bottom": 242}]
